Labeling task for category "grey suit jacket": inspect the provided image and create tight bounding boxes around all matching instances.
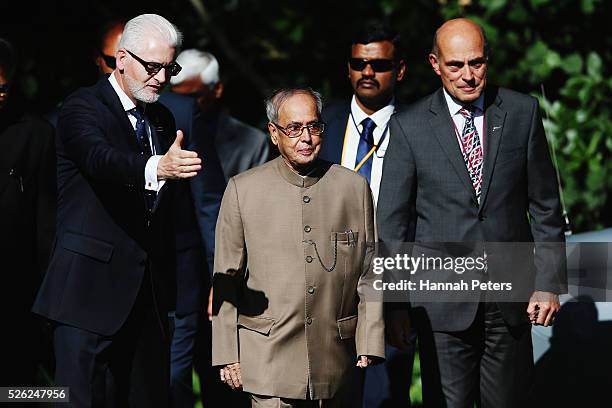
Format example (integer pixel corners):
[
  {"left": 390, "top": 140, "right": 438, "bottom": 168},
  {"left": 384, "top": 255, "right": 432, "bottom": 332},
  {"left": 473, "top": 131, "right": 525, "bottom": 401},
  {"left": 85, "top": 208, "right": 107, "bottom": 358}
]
[
  {"left": 377, "top": 86, "right": 567, "bottom": 331},
  {"left": 212, "top": 157, "right": 384, "bottom": 399},
  {"left": 215, "top": 112, "right": 269, "bottom": 181}
]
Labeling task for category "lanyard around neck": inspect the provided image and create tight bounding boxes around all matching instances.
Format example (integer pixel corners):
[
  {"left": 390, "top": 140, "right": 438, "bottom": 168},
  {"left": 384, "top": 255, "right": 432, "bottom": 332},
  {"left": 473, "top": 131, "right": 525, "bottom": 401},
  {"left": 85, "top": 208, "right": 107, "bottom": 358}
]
[{"left": 349, "top": 111, "right": 390, "bottom": 172}]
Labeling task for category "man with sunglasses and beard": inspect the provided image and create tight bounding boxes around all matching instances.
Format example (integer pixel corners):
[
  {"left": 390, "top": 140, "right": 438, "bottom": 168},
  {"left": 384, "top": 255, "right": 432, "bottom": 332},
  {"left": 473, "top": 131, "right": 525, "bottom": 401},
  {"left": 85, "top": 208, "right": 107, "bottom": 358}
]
[
  {"left": 33, "top": 14, "right": 201, "bottom": 407},
  {"left": 319, "top": 23, "right": 413, "bottom": 408}
]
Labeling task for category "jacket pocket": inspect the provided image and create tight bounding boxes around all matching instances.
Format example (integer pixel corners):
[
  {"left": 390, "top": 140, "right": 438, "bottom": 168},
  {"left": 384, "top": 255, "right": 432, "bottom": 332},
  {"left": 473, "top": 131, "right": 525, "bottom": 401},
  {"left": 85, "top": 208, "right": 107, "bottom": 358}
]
[
  {"left": 61, "top": 231, "right": 114, "bottom": 263},
  {"left": 331, "top": 231, "right": 359, "bottom": 245},
  {"left": 337, "top": 315, "right": 358, "bottom": 340},
  {"left": 238, "top": 315, "right": 276, "bottom": 335}
]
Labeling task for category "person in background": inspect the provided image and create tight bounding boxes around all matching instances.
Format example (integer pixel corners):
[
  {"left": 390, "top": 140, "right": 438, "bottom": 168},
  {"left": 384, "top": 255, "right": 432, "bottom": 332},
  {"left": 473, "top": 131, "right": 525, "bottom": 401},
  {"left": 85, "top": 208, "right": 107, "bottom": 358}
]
[
  {"left": 169, "top": 49, "right": 270, "bottom": 181},
  {"left": 32, "top": 14, "right": 200, "bottom": 407},
  {"left": 0, "top": 37, "right": 55, "bottom": 388},
  {"left": 94, "top": 19, "right": 125, "bottom": 75},
  {"left": 318, "top": 23, "right": 413, "bottom": 407}
]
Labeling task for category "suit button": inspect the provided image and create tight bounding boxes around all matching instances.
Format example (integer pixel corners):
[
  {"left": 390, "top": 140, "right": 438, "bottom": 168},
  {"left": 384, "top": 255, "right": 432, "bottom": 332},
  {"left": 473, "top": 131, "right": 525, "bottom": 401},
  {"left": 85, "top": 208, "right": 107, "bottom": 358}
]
[
  {"left": 303, "top": 196, "right": 311, "bottom": 203},
  {"left": 304, "top": 225, "right": 311, "bottom": 233},
  {"left": 308, "top": 286, "right": 315, "bottom": 294},
  {"left": 478, "top": 215, "right": 486, "bottom": 221},
  {"left": 306, "top": 256, "right": 313, "bottom": 263},
  {"left": 306, "top": 317, "right": 313, "bottom": 325}
]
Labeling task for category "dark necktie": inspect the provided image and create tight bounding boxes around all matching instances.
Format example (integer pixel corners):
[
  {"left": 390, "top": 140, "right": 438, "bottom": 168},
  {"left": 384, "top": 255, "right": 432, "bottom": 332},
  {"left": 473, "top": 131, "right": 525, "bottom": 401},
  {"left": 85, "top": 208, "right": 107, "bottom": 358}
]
[
  {"left": 458, "top": 106, "right": 483, "bottom": 202},
  {"left": 129, "top": 107, "right": 156, "bottom": 212},
  {"left": 355, "top": 117, "right": 376, "bottom": 184},
  {"left": 129, "top": 107, "right": 152, "bottom": 156}
]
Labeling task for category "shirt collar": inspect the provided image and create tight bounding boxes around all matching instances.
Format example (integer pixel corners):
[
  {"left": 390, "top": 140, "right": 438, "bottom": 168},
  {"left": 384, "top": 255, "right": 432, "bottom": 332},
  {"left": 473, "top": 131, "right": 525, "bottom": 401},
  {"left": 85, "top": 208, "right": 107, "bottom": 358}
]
[
  {"left": 108, "top": 71, "right": 137, "bottom": 112},
  {"left": 350, "top": 95, "right": 395, "bottom": 128},
  {"left": 274, "top": 156, "right": 327, "bottom": 188},
  {"left": 443, "top": 88, "right": 484, "bottom": 116}
]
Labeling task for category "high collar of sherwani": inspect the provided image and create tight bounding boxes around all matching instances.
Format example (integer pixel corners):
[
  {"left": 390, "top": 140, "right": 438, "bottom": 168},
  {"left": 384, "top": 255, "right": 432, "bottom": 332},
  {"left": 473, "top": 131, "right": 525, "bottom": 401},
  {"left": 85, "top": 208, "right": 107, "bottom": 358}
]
[{"left": 275, "top": 156, "right": 331, "bottom": 188}]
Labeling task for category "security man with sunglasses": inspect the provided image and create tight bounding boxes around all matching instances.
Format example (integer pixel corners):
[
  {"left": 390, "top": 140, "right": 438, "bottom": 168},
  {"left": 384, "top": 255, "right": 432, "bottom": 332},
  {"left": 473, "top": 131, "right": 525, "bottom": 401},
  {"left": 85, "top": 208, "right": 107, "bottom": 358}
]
[
  {"left": 319, "top": 23, "right": 405, "bottom": 207},
  {"left": 33, "top": 14, "right": 201, "bottom": 407},
  {"left": 319, "top": 23, "right": 414, "bottom": 408}
]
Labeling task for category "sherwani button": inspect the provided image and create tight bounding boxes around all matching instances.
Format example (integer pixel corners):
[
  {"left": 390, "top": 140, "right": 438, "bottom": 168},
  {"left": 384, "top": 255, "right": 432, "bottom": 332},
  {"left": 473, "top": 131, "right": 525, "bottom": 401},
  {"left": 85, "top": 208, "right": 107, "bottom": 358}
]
[
  {"left": 303, "top": 196, "right": 311, "bottom": 203},
  {"left": 308, "top": 287, "right": 315, "bottom": 294},
  {"left": 306, "top": 256, "right": 313, "bottom": 263},
  {"left": 306, "top": 317, "right": 313, "bottom": 325},
  {"left": 304, "top": 225, "right": 311, "bottom": 233}
]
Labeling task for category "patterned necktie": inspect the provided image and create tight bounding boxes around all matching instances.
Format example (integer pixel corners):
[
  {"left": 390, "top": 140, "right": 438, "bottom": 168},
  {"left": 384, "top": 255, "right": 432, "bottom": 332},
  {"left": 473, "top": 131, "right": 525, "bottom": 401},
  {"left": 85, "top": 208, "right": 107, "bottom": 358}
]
[
  {"left": 458, "top": 106, "right": 483, "bottom": 201},
  {"left": 129, "top": 107, "right": 152, "bottom": 156},
  {"left": 355, "top": 117, "right": 376, "bottom": 184}
]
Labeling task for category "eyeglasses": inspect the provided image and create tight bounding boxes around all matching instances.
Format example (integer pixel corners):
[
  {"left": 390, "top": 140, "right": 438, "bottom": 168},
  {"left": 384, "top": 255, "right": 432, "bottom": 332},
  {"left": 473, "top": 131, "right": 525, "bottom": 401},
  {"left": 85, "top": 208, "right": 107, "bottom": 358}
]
[
  {"left": 126, "top": 49, "right": 182, "bottom": 77},
  {"left": 99, "top": 51, "right": 116, "bottom": 69},
  {"left": 349, "top": 58, "right": 395, "bottom": 72},
  {"left": 272, "top": 122, "right": 325, "bottom": 138}
]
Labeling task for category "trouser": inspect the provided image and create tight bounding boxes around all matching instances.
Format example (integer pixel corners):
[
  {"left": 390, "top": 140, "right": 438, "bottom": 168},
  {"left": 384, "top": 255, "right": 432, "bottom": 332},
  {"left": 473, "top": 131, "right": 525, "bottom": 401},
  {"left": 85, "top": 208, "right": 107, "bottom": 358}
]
[
  {"left": 417, "top": 302, "right": 533, "bottom": 408},
  {"left": 360, "top": 340, "right": 415, "bottom": 408},
  {"left": 250, "top": 393, "right": 344, "bottom": 408},
  {"left": 53, "top": 274, "right": 169, "bottom": 408}
]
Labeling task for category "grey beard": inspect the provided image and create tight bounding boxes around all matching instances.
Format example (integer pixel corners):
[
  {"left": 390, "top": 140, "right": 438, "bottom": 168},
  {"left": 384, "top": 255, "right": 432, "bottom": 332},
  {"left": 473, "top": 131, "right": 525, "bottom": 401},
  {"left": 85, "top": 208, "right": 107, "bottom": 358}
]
[{"left": 125, "top": 75, "right": 160, "bottom": 104}]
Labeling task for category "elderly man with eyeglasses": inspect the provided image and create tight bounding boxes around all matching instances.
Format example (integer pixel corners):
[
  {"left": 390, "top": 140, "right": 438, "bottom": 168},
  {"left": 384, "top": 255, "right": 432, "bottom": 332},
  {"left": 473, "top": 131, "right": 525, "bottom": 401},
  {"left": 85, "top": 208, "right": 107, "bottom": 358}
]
[
  {"left": 33, "top": 14, "right": 201, "bottom": 407},
  {"left": 212, "top": 87, "right": 384, "bottom": 407}
]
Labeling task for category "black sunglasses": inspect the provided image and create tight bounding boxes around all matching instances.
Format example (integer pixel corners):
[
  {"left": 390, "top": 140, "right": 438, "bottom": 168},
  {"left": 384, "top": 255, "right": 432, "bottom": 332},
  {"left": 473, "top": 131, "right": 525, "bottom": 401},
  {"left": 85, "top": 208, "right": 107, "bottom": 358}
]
[
  {"left": 349, "top": 58, "right": 395, "bottom": 72},
  {"left": 126, "top": 49, "right": 182, "bottom": 77},
  {"left": 99, "top": 51, "right": 116, "bottom": 69}
]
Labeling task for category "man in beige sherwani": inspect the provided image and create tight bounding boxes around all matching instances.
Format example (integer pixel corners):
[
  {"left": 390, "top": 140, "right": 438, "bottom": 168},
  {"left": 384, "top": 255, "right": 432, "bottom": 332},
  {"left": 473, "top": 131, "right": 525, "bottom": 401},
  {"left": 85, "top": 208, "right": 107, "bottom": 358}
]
[{"left": 212, "top": 87, "right": 384, "bottom": 407}]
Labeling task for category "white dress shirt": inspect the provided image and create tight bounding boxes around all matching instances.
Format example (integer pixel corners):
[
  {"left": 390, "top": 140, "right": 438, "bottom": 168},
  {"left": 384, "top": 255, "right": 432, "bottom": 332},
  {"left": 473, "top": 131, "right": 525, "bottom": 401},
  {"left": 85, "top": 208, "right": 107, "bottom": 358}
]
[
  {"left": 340, "top": 95, "right": 395, "bottom": 206},
  {"left": 108, "top": 73, "right": 164, "bottom": 192},
  {"left": 443, "top": 89, "right": 485, "bottom": 151}
]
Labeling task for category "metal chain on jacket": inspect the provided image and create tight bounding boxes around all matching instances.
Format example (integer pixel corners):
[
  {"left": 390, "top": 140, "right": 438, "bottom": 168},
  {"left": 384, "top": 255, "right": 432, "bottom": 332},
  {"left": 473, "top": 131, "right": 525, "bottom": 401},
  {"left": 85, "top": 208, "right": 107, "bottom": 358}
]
[{"left": 303, "top": 235, "right": 338, "bottom": 272}]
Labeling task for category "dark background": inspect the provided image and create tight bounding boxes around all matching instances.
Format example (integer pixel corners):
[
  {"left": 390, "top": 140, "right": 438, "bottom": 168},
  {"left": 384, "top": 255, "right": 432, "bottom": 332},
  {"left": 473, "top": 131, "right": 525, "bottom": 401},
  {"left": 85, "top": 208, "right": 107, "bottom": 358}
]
[{"left": 1, "top": 0, "right": 610, "bottom": 231}]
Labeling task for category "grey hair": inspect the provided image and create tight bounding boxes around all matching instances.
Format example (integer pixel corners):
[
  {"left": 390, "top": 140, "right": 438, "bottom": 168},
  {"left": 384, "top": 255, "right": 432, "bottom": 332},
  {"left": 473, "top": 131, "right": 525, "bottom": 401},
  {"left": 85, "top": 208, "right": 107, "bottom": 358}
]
[
  {"left": 170, "top": 49, "right": 219, "bottom": 87},
  {"left": 119, "top": 14, "right": 182, "bottom": 53},
  {"left": 265, "top": 87, "right": 323, "bottom": 123}
]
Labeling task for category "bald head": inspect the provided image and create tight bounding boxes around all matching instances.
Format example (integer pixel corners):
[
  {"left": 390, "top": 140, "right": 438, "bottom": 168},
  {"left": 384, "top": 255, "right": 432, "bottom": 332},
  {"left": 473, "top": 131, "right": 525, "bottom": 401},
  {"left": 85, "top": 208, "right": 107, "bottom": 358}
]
[
  {"left": 428, "top": 18, "right": 489, "bottom": 103},
  {"left": 432, "top": 18, "right": 488, "bottom": 59}
]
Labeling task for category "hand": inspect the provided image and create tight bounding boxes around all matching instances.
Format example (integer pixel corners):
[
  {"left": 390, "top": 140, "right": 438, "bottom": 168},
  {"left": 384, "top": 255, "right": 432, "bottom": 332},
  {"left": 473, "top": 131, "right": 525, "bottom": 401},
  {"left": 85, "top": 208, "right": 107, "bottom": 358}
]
[
  {"left": 157, "top": 130, "right": 202, "bottom": 180},
  {"left": 527, "top": 291, "right": 560, "bottom": 326},
  {"left": 207, "top": 287, "right": 213, "bottom": 321},
  {"left": 355, "top": 355, "right": 371, "bottom": 368},
  {"left": 220, "top": 362, "right": 242, "bottom": 389},
  {"left": 386, "top": 309, "right": 412, "bottom": 351}
]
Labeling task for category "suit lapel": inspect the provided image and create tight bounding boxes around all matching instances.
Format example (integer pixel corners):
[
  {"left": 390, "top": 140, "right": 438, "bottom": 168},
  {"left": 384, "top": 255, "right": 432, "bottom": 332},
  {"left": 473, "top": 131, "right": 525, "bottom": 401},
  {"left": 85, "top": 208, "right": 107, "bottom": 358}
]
[
  {"left": 479, "top": 88, "right": 506, "bottom": 210},
  {"left": 429, "top": 89, "right": 475, "bottom": 196},
  {"left": 98, "top": 79, "right": 142, "bottom": 153}
]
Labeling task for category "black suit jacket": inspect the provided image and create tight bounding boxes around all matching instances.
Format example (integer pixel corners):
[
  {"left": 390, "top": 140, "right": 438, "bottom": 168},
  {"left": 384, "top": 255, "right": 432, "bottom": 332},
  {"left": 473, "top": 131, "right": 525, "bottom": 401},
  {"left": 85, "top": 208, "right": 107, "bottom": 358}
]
[
  {"left": 159, "top": 92, "right": 225, "bottom": 315},
  {"left": 0, "top": 108, "right": 55, "bottom": 310},
  {"left": 377, "top": 87, "right": 567, "bottom": 331},
  {"left": 320, "top": 100, "right": 405, "bottom": 165},
  {"left": 33, "top": 78, "right": 177, "bottom": 336}
]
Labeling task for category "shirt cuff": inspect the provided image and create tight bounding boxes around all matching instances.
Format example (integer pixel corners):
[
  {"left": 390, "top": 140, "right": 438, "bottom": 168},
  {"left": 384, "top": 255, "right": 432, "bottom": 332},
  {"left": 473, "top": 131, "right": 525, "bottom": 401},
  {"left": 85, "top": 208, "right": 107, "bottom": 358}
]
[{"left": 144, "top": 155, "right": 166, "bottom": 192}]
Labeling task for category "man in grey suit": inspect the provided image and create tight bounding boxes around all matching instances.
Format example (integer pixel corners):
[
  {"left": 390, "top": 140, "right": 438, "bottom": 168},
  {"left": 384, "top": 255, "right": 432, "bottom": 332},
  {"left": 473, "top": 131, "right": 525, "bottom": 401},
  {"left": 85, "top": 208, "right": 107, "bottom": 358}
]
[
  {"left": 169, "top": 49, "right": 270, "bottom": 181},
  {"left": 377, "top": 18, "right": 566, "bottom": 407}
]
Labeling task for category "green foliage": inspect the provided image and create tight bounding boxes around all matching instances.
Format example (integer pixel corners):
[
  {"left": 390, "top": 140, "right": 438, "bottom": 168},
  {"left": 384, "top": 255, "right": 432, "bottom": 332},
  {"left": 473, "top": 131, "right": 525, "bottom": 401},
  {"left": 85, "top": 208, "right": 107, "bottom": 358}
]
[
  {"left": 445, "top": 0, "right": 611, "bottom": 232},
  {"left": 538, "top": 51, "right": 612, "bottom": 231}
]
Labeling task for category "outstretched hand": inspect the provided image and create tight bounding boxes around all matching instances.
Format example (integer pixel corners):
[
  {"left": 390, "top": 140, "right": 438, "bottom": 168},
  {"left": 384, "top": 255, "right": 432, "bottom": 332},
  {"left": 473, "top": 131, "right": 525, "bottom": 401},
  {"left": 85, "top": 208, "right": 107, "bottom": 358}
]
[{"left": 157, "top": 130, "right": 201, "bottom": 180}]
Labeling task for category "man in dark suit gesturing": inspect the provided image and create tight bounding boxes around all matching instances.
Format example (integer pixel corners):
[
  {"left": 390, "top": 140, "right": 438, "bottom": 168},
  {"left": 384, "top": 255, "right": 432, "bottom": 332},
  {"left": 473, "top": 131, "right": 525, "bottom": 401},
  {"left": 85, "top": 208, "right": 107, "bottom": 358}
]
[
  {"left": 377, "top": 19, "right": 566, "bottom": 407},
  {"left": 33, "top": 14, "right": 201, "bottom": 407}
]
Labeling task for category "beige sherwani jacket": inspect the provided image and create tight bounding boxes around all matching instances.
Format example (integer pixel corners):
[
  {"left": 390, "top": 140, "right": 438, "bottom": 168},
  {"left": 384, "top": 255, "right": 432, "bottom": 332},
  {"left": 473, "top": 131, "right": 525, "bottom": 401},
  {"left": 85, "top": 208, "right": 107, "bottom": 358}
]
[{"left": 212, "top": 157, "right": 384, "bottom": 400}]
